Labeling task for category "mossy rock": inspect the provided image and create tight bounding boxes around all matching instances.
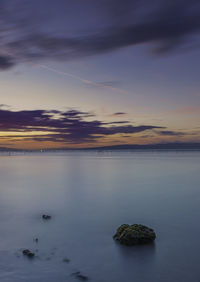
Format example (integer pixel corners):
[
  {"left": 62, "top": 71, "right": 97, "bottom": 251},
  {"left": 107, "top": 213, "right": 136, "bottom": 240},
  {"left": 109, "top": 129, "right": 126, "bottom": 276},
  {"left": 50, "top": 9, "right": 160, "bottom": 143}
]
[{"left": 113, "top": 224, "right": 156, "bottom": 245}]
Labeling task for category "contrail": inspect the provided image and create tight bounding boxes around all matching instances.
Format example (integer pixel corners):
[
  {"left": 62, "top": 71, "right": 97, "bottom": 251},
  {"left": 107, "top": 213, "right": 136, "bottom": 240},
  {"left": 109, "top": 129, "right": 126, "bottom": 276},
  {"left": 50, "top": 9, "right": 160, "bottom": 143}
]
[
  {"left": 38, "top": 64, "right": 128, "bottom": 94},
  {"left": 1, "top": 49, "right": 129, "bottom": 94}
]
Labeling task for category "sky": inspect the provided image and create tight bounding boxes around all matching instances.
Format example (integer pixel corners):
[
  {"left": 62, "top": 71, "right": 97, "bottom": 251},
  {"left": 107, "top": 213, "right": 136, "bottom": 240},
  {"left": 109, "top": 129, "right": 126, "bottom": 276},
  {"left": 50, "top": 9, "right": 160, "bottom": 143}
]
[{"left": 0, "top": 0, "right": 200, "bottom": 149}]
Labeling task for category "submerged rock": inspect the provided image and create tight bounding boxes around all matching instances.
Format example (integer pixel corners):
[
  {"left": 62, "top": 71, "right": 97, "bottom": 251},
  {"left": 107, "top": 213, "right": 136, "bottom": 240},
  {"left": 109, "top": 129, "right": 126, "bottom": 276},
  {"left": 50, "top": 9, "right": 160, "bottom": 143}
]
[
  {"left": 113, "top": 224, "right": 156, "bottom": 245},
  {"left": 22, "top": 249, "right": 35, "bottom": 258},
  {"left": 62, "top": 258, "right": 70, "bottom": 263},
  {"left": 72, "top": 271, "right": 89, "bottom": 281},
  {"left": 42, "top": 214, "right": 51, "bottom": 220}
]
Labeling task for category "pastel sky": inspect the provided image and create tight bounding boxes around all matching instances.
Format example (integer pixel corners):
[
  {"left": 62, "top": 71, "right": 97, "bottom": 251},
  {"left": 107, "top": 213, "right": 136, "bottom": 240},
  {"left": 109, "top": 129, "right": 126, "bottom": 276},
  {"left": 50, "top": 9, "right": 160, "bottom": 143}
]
[{"left": 0, "top": 0, "right": 200, "bottom": 149}]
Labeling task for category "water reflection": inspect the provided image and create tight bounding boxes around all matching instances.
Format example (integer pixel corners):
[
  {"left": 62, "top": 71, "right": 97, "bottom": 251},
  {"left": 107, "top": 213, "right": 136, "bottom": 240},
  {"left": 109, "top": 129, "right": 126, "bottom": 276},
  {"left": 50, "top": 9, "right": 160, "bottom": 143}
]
[
  {"left": 0, "top": 151, "right": 199, "bottom": 282},
  {"left": 115, "top": 241, "right": 156, "bottom": 261}
]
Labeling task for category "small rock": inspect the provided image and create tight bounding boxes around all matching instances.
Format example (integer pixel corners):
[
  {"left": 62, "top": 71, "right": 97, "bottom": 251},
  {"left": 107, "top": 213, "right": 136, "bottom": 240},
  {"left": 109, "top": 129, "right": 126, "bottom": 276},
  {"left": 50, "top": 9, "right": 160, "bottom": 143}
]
[
  {"left": 113, "top": 224, "right": 156, "bottom": 245},
  {"left": 62, "top": 258, "right": 70, "bottom": 263},
  {"left": 42, "top": 214, "right": 51, "bottom": 220},
  {"left": 22, "top": 249, "right": 35, "bottom": 258},
  {"left": 27, "top": 252, "right": 35, "bottom": 258},
  {"left": 72, "top": 271, "right": 89, "bottom": 281}
]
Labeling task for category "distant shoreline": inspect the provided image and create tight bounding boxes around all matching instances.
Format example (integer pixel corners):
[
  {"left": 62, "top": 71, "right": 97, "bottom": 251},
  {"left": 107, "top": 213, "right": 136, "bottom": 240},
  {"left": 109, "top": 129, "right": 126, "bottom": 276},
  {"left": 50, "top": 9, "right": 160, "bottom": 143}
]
[{"left": 0, "top": 142, "right": 200, "bottom": 153}]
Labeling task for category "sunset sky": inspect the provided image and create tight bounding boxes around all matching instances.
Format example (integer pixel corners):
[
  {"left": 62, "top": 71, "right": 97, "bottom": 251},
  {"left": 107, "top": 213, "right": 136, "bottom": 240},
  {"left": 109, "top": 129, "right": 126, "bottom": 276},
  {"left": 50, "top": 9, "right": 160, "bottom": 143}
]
[{"left": 0, "top": 0, "right": 200, "bottom": 149}]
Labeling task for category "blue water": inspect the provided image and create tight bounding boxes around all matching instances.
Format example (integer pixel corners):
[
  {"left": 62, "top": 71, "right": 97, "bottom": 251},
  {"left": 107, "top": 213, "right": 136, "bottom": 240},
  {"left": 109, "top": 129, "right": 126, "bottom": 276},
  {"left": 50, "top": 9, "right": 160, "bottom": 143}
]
[{"left": 0, "top": 151, "right": 199, "bottom": 282}]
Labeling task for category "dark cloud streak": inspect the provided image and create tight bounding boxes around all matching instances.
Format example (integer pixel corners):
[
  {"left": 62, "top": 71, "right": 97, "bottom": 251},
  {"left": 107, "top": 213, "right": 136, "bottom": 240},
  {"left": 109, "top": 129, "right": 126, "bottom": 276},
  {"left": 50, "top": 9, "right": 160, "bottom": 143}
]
[
  {"left": 157, "top": 130, "right": 185, "bottom": 136},
  {"left": 0, "top": 108, "right": 164, "bottom": 144},
  {"left": 112, "top": 112, "right": 127, "bottom": 116},
  {"left": 1, "top": 0, "right": 200, "bottom": 69},
  {"left": 0, "top": 55, "right": 14, "bottom": 69}
]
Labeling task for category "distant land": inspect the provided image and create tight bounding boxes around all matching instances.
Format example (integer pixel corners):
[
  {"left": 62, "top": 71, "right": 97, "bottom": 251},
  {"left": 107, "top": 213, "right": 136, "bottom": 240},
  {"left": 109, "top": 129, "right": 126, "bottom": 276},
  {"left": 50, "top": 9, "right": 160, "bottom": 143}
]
[
  {"left": 86, "top": 142, "right": 200, "bottom": 151},
  {"left": 0, "top": 142, "right": 200, "bottom": 152}
]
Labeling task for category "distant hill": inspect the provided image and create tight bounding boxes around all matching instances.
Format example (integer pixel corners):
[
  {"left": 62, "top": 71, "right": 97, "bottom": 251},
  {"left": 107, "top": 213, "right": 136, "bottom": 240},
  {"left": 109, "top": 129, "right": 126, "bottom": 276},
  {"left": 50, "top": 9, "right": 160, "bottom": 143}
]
[
  {"left": 84, "top": 142, "right": 200, "bottom": 151},
  {"left": 0, "top": 142, "right": 200, "bottom": 152}
]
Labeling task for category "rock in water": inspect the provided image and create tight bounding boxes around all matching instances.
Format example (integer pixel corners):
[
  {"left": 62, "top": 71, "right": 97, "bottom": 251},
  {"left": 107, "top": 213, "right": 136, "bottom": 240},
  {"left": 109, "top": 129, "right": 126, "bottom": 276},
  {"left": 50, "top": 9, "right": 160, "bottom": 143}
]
[
  {"left": 42, "top": 214, "right": 51, "bottom": 220},
  {"left": 71, "top": 271, "right": 89, "bottom": 281},
  {"left": 113, "top": 224, "right": 156, "bottom": 245},
  {"left": 22, "top": 249, "right": 35, "bottom": 258}
]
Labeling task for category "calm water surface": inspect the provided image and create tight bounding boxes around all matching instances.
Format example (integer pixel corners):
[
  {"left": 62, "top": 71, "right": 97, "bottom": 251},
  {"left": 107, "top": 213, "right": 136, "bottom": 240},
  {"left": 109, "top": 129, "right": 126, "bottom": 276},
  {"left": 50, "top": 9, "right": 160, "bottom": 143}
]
[{"left": 0, "top": 151, "right": 199, "bottom": 282}]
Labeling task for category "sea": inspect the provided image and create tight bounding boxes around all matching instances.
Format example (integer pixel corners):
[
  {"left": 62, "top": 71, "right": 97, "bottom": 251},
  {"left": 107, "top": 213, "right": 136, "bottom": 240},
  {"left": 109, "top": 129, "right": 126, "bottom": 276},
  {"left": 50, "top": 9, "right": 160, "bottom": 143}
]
[{"left": 0, "top": 150, "right": 199, "bottom": 282}]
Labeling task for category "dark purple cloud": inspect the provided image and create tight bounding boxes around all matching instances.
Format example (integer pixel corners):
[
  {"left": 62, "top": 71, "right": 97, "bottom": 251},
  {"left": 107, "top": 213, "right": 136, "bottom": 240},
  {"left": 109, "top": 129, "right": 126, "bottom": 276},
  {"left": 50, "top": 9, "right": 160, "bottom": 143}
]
[
  {"left": 107, "top": 121, "right": 130, "bottom": 124},
  {"left": 0, "top": 108, "right": 164, "bottom": 144},
  {"left": 112, "top": 112, "right": 127, "bottom": 116},
  {"left": 0, "top": 55, "right": 14, "bottom": 70},
  {"left": 157, "top": 130, "right": 185, "bottom": 136},
  {"left": 1, "top": 0, "right": 200, "bottom": 69}
]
